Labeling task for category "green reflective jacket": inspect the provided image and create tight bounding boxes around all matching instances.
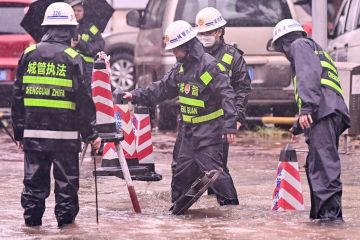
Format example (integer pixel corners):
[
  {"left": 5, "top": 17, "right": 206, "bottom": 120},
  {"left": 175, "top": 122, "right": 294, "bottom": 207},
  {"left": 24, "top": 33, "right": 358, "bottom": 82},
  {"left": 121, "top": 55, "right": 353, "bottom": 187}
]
[{"left": 131, "top": 40, "right": 237, "bottom": 149}]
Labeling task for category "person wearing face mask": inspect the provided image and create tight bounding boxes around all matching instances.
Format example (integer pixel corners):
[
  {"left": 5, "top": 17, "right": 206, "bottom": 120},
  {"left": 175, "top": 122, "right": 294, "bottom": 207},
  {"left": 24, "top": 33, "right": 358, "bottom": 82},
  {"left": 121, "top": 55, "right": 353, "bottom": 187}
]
[
  {"left": 196, "top": 7, "right": 251, "bottom": 129},
  {"left": 272, "top": 19, "right": 350, "bottom": 224},
  {"left": 123, "top": 20, "right": 239, "bottom": 212},
  {"left": 194, "top": 7, "right": 251, "bottom": 198},
  {"left": 65, "top": 0, "right": 105, "bottom": 91}
]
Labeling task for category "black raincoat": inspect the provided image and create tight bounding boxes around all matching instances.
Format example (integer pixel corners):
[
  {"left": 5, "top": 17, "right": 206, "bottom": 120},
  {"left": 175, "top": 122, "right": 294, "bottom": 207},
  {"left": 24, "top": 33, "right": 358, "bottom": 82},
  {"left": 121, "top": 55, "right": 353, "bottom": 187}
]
[
  {"left": 189, "top": 40, "right": 251, "bottom": 198},
  {"left": 131, "top": 39, "right": 239, "bottom": 205},
  {"left": 75, "top": 20, "right": 105, "bottom": 88},
  {"left": 280, "top": 35, "right": 350, "bottom": 221},
  {"left": 11, "top": 26, "right": 98, "bottom": 227},
  {"left": 204, "top": 40, "right": 251, "bottom": 182},
  {"left": 205, "top": 40, "right": 251, "bottom": 125}
]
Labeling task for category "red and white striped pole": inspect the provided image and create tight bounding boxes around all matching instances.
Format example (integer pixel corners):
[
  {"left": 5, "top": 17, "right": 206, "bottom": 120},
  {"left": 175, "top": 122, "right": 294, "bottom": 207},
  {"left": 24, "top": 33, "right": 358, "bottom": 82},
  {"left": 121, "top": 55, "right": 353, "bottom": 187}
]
[{"left": 272, "top": 144, "right": 305, "bottom": 211}]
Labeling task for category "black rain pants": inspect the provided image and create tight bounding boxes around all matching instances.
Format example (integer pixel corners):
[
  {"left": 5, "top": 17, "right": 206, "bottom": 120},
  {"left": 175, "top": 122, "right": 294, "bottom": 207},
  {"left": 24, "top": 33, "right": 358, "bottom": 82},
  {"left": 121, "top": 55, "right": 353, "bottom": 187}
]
[
  {"left": 304, "top": 113, "right": 346, "bottom": 220},
  {"left": 21, "top": 151, "right": 79, "bottom": 226},
  {"left": 171, "top": 131, "right": 238, "bottom": 205}
]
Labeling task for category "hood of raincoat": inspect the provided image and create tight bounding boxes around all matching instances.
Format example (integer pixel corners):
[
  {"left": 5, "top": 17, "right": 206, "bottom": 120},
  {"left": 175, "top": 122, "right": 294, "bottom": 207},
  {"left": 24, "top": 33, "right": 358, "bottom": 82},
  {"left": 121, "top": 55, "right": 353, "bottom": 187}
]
[
  {"left": 278, "top": 32, "right": 305, "bottom": 61},
  {"left": 41, "top": 26, "right": 75, "bottom": 45},
  {"left": 178, "top": 38, "right": 204, "bottom": 64}
]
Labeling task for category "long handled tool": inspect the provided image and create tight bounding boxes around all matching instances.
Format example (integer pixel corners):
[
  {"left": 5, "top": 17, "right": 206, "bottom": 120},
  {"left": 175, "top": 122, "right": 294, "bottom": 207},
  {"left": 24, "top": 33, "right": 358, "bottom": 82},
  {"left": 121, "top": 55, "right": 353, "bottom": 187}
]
[
  {"left": 91, "top": 148, "right": 99, "bottom": 223},
  {"left": 114, "top": 141, "right": 141, "bottom": 213}
]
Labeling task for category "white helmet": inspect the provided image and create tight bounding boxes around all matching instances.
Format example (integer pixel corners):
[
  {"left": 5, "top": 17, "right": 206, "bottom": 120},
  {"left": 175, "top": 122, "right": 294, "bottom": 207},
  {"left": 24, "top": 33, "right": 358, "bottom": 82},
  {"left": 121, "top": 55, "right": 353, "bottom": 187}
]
[
  {"left": 195, "top": 7, "right": 227, "bottom": 33},
  {"left": 163, "top": 20, "right": 198, "bottom": 50},
  {"left": 272, "top": 19, "right": 305, "bottom": 44},
  {"left": 41, "top": 2, "right": 78, "bottom": 26}
]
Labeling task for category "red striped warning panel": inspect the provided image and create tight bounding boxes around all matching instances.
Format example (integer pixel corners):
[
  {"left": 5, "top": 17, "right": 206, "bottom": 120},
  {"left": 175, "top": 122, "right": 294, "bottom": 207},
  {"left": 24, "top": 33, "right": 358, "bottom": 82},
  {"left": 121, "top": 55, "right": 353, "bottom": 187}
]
[
  {"left": 115, "top": 104, "right": 137, "bottom": 159},
  {"left": 92, "top": 66, "right": 116, "bottom": 132},
  {"left": 101, "top": 142, "right": 119, "bottom": 167},
  {"left": 134, "top": 107, "right": 154, "bottom": 164}
]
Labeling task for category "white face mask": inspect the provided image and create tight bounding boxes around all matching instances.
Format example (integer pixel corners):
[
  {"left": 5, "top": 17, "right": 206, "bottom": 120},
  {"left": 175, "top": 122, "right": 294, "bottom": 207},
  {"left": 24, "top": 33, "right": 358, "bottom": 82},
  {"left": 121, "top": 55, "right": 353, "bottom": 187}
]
[{"left": 197, "top": 35, "right": 216, "bottom": 48}]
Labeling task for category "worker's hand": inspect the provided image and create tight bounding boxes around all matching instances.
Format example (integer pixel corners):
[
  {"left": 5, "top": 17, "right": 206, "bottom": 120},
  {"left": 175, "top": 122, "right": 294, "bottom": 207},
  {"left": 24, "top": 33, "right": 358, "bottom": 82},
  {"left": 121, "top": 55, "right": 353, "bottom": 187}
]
[
  {"left": 224, "top": 133, "right": 236, "bottom": 145},
  {"left": 123, "top": 92, "right": 133, "bottom": 101},
  {"left": 299, "top": 114, "right": 313, "bottom": 129},
  {"left": 71, "top": 35, "right": 80, "bottom": 48},
  {"left": 16, "top": 141, "right": 23, "bottom": 150},
  {"left": 91, "top": 137, "right": 102, "bottom": 152},
  {"left": 236, "top": 122, "right": 242, "bottom": 130}
]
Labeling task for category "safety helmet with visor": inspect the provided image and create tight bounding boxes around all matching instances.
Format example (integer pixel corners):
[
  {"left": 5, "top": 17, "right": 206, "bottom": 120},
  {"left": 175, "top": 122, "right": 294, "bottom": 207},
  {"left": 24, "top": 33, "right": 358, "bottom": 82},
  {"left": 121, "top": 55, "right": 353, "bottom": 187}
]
[
  {"left": 163, "top": 20, "right": 198, "bottom": 50},
  {"left": 272, "top": 19, "right": 305, "bottom": 51},
  {"left": 41, "top": 2, "right": 78, "bottom": 26}
]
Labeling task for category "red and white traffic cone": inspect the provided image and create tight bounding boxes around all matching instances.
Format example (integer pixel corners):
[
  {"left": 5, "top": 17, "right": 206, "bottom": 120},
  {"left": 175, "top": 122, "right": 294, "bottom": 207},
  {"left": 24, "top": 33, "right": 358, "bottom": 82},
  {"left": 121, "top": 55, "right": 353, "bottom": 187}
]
[
  {"left": 91, "top": 52, "right": 141, "bottom": 214},
  {"left": 92, "top": 52, "right": 120, "bottom": 168},
  {"left": 101, "top": 142, "right": 119, "bottom": 167},
  {"left": 91, "top": 53, "right": 117, "bottom": 134},
  {"left": 272, "top": 143, "right": 305, "bottom": 211},
  {"left": 134, "top": 106, "right": 154, "bottom": 164}
]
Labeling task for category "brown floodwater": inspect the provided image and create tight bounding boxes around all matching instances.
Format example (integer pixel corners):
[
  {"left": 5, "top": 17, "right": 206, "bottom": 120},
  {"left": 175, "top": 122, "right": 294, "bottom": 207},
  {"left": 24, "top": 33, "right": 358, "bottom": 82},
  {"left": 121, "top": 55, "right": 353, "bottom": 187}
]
[{"left": 0, "top": 130, "right": 359, "bottom": 240}]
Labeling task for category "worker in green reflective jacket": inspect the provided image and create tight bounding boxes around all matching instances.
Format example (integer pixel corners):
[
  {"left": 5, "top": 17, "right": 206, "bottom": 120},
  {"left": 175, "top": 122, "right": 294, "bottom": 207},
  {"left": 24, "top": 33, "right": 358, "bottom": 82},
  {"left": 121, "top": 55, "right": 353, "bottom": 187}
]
[
  {"left": 65, "top": 0, "right": 105, "bottom": 91},
  {"left": 12, "top": 2, "right": 101, "bottom": 228},
  {"left": 124, "top": 20, "right": 239, "bottom": 211},
  {"left": 272, "top": 19, "right": 351, "bottom": 224}
]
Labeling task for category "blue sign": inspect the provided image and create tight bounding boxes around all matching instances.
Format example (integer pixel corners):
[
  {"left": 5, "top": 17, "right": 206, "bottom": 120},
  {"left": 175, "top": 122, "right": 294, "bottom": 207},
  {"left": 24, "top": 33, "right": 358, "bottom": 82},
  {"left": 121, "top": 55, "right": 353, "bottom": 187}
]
[{"left": 0, "top": 70, "right": 7, "bottom": 81}]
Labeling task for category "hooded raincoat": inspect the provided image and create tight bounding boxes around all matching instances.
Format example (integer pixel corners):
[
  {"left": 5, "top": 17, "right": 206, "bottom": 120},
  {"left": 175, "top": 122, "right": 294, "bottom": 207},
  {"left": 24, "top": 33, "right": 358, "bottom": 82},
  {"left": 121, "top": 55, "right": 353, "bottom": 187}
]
[
  {"left": 281, "top": 35, "right": 350, "bottom": 221},
  {"left": 203, "top": 40, "right": 251, "bottom": 177},
  {"left": 11, "top": 27, "right": 98, "bottom": 227},
  {"left": 131, "top": 39, "right": 239, "bottom": 205},
  {"left": 75, "top": 20, "right": 105, "bottom": 89}
]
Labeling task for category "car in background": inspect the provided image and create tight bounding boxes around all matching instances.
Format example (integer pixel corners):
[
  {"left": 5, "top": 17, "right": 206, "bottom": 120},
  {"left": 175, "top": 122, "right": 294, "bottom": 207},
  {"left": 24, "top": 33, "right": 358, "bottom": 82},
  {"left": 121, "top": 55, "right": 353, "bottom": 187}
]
[
  {"left": 127, "top": 0, "right": 305, "bottom": 130},
  {"left": 103, "top": 0, "right": 147, "bottom": 91},
  {"left": 292, "top": 0, "right": 313, "bottom": 35},
  {"left": 0, "top": 0, "right": 33, "bottom": 108},
  {"left": 328, "top": 0, "right": 360, "bottom": 62},
  {"left": 292, "top": 0, "right": 345, "bottom": 38},
  {"left": 103, "top": 28, "right": 138, "bottom": 91}
]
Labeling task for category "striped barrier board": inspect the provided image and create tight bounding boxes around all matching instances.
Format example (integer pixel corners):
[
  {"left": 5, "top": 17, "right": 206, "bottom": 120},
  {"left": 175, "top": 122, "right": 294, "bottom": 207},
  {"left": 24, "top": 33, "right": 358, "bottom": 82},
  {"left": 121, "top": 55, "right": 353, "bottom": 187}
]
[
  {"left": 115, "top": 104, "right": 137, "bottom": 159},
  {"left": 134, "top": 106, "right": 154, "bottom": 164}
]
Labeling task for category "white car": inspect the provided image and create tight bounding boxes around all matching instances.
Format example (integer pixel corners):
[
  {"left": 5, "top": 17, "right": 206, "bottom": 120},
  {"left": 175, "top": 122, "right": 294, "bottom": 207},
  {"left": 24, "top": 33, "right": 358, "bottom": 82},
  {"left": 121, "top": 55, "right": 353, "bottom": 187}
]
[
  {"left": 328, "top": 0, "right": 360, "bottom": 63},
  {"left": 127, "top": 0, "right": 306, "bottom": 130}
]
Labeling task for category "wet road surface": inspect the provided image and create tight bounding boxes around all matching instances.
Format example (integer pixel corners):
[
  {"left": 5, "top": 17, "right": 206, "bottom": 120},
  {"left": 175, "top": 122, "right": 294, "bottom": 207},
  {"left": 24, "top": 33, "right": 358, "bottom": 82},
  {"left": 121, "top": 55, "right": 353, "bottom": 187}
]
[{"left": 0, "top": 130, "right": 359, "bottom": 239}]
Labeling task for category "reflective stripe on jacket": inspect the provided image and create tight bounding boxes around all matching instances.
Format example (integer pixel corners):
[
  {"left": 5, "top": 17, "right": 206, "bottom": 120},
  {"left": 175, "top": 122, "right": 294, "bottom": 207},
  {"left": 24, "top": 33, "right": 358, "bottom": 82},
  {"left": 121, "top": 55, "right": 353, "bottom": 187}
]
[
  {"left": 292, "top": 42, "right": 343, "bottom": 112},
  {"left": 76, "top": 23, "right": 104, "bottom": 63},
  {"left": 12, "top": 41, "right": 98, "bottom": 152},
  {"left": 288, "top": 37, "right": 350, "bottom": 129},
  {"left": 131, "top": 40, "right": 237, "bottom": 149},
  {"left": 178, "top": 66, "right": 224, "bottom": 124},
  {"left": 205, "top": 41, "right": 251, "bottom": 124}
]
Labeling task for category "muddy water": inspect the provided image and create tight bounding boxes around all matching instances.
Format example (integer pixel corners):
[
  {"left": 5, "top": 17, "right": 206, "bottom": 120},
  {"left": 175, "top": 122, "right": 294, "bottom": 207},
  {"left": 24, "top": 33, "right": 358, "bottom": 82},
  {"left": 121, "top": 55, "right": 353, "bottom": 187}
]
[{"left": 0, "top": 131, "right": 359, "bottom": 240}]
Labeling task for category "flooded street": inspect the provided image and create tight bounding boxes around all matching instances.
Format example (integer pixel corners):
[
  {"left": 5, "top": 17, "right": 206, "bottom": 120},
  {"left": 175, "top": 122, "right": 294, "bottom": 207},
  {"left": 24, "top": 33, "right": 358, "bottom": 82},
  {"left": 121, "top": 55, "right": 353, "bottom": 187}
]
[{"left": 0, "top": 130, "right": 360, "bottom": 240}]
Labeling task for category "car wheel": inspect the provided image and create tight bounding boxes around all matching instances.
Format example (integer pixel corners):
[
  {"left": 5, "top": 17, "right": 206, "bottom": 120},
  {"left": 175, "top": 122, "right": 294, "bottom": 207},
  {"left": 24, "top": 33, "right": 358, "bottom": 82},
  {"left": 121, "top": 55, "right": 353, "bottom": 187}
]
[{"left": 110, "top": 51, "right": 135, "bottom": 91}]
